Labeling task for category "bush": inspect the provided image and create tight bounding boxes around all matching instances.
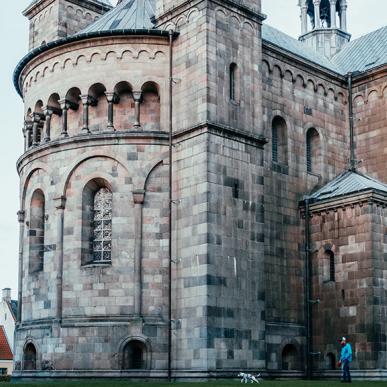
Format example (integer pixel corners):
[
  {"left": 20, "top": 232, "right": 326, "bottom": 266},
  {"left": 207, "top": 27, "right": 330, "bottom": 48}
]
[{"left": 0, "top": 374, "right": 11, "bottom": 383}]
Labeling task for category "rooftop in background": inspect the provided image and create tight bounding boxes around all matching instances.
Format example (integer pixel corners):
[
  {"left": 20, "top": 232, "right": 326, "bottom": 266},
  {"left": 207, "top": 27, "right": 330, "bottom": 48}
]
[
  {"left": 262, "top": 24, "right": 387, "bottom": 75},
  {"left": 0, "top": 326, "right": 13, "bottom": 361},
  {"left": 79, "top": 0, "right": 156, "bottom": 34},
  {"left": 309, "top": 170, "right": 387, "bottom": 202}
]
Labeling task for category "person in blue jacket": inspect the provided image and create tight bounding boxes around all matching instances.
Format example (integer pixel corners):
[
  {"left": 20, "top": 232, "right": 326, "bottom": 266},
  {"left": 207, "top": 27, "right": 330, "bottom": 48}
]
[{"left": 338, "top": 337, "right": 352, "bottom": 383}]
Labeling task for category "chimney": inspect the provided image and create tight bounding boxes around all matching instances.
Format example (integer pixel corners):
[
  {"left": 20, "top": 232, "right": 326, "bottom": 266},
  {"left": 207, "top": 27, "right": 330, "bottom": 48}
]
[{"left": 2, "top": 288, "right": 11, "bottom": 302}]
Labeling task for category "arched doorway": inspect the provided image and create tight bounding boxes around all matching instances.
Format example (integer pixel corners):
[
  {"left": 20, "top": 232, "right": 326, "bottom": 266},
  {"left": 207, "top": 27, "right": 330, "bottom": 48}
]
[
  {"left": 326, "top": 352, "right": 336, "bottom": 370},
  {"left": 23, "top": 343, "right": 37, "bottom": 370},
  {"left": 282, "top": 344, "right": 300, "bottom": 370},
  {"left": 122, "top": 340, "right": 147, "bottom": 370}
]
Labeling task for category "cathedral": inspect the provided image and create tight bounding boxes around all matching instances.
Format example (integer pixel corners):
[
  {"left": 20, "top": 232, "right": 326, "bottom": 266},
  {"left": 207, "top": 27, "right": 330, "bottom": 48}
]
[{"left": 12, "top": 0, "right": 387, "bottom": 380}]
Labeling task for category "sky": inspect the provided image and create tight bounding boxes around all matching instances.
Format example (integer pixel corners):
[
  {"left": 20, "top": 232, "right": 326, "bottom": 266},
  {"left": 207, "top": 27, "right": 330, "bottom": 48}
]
[{"left": 0, "top": 0, "right": 386, "bottom": 299}]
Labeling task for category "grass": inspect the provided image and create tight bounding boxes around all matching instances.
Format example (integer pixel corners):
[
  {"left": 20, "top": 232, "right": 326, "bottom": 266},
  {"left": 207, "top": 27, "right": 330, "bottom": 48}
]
[{"left": 7, "top": 380, "right": 387, "bottom": 387}]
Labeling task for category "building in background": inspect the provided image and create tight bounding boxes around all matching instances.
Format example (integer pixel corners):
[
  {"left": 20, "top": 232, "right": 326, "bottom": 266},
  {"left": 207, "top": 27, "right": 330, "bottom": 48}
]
[
  {"left": 0, "top": 289, "right": 17, "bottom": 375},
  {"left": 11, "top": 0, "right": 387, "bottom": 380}
]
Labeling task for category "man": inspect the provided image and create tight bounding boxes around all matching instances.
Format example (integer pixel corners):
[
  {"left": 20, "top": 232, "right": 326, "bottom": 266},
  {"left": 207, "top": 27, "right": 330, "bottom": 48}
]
[{"left": 338, "top": 337, "right": 352, "bottom": 383}]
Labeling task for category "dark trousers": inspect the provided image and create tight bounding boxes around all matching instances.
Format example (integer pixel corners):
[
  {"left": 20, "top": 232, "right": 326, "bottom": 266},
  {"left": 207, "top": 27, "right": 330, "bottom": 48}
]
[{"left": 342, "top": 360, "right": 351, "bottom": 382}]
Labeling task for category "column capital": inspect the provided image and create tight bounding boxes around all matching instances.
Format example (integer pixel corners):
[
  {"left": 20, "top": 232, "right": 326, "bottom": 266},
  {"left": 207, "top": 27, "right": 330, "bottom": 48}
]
[
  {"left": 132, "top": 91, "right": 143, "bottom": 102},
  {"left": 132, "top": 189, "right": 145, "bottom": 204},
  {"left": 33, "top": 112, "right": 45, "bottom": 122},
  {"left": 54, "top": 196, "right": 66, "bottom": 210},
  {"left": 81, "top": 94, "right": 97, "bottom": 106},
  {"left": 42, "top": 106, "right": 54, "bottom": 117},
  {"left": 59, "top": 99, "right": 78, "bottom": 111},
  {"left": 17, "top": 210, "right": 25, "bottom": 223},
  {"left": 105, "top": 92, "right": 119, "bottom": 104},
  {"left": 313, "top": 0, "right": 321, "bottom": 5}
]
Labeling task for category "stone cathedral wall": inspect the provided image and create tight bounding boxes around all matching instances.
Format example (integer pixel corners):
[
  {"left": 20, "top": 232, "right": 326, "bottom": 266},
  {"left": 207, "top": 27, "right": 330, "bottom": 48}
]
[{"left": 261, "top": 48, "right": 350, "bottom": 371}]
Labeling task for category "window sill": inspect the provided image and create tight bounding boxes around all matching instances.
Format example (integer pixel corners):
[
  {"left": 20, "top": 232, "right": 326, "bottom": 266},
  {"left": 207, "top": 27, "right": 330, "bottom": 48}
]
[
  {"left": 229, "top": 100, "right": 240, "bottom": 106},
  {"left": 82, "top": 261, "right": 112, "bottom": 268},
  {"left": 271, "top": 162, "right": 289, "bottom": 175},
  {"left": 307, "top": 171, "right": 321, "bottom": 179}
]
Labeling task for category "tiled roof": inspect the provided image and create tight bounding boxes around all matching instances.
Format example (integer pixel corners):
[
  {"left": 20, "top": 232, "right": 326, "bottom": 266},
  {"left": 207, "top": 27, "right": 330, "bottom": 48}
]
[
  {"left": 309, "top": 170, "right": 387, "bottom": 202},
  {"left": 79, "top": 0, "right": 156, "bottom": 34},
  {"left": 262, "top": 24, "right": 340, "bottom": 73},
  {"left": 331, "top": 26, "right": 387, "bottom": 73},
  {"left": 0, "top": 326, "right": 12, "bottom": 361},
  {"left": 262, "top": 24, "right": 387, "bottom": 75}
]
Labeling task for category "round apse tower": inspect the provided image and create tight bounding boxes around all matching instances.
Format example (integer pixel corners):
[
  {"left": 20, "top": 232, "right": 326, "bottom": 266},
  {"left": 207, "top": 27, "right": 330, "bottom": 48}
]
[{"left": 13, "top": 0, "right": 173, "bottom": 377}]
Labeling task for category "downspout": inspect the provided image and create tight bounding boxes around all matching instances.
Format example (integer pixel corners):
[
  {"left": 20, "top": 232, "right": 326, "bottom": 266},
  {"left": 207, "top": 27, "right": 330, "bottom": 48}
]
[
  {"left": 168, "top": 29, "right": 174, "bottom": 382},
  {"left": 304, "top": 197, "right": 312, "bottom": 379},
  {"left": 348, "top": 72, "right": 356, "bottom": 171}
]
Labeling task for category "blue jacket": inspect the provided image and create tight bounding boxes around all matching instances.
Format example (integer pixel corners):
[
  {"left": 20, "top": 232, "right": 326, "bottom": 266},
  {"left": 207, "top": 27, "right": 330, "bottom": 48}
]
[{"left": 340, "top": 343, "right": 352, "bottom": 362}]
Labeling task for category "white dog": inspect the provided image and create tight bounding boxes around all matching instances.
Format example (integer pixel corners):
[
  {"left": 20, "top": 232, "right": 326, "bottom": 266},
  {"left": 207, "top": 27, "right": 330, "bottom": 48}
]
[{"left": 238, "top": 372, "right": 261, "bottom": 384}]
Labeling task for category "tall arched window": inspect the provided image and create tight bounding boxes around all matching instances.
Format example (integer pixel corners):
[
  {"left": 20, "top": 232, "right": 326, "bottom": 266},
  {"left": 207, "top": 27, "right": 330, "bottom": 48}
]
[
  {"left": 306, "top": 128, "right": 321, "bottom": 174},
  {"left": 82, "top": 180, "right": 112, "bottom": 265},
  {"left": 29, "top": 190, "right": 45, "bottom": 273},
  {"left": 230, "top": 63, "right": 238, "bottom": 101},
  {"left": 23, "top": 343, "right": 37, "bottom": 370},
  {"left": 122, "top": 340, "right": 147, "bottom": 370},
  {"left": 272, "top": 116, "right": 288, "bottom": 164}
]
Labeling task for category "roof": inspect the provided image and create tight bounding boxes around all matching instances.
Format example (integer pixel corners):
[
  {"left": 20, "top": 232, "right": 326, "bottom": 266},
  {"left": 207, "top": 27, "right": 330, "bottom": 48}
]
[
  {"left": 262, "top": 24, "right": 387, "bottom": 75},
  {"left": 331, "top": 26, "right": 387, "bottom": 73},
  {"left": 27, "top": 0, "right": 112, "bottom": 7},
  {"left": 79, "top": 0, "right": 156, "bottom": 34},
  {"left": 262, "top": 24, "right": 340, "bottom": 73},
  {"left": 0, "top": 326, "right": 12, "bottom": 361},
  {"left": 309, "top": 170, "right": 387, "bottom": 202},
  {"left": 7, "top": 300, "right": 17, "bottom": 321}
]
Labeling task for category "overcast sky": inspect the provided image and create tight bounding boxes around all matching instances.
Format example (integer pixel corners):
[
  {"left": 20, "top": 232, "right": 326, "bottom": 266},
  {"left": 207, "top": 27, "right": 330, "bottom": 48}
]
[{"left": 0, "top": 1, "right": 386, "bottom": 299}]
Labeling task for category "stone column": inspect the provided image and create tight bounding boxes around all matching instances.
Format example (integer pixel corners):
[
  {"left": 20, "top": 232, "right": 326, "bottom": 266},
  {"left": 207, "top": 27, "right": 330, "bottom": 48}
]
[
  {"left": 32, "top": 113, "right": 42, "bottom": 146},
  {"left": 81, "top": 95, "right": 91, "bottom": 134},
  {"left": 105, "top": 92, "right": 117, "bottom": 131},
  {"left": 301, "top": 6, "right": 308, "bottom": 34},
  {"left": 17, "top": 210, "right": 25, "bottom": 323},
  {"left": 330, "top": 0, "right": 337, "bottom": 28},
  {"left": 22, "top": 123, "right": 27, "bottom": 151},
  {"left": 133, "top": 189, "right": 145, "bottom": 315},
  {"left": 313, "top": 0, "right": 321, "bottom": 29},
  {"left": 43, "top": 107, "right": 53, "bottom": 143},
  {"left": 54, "top": 196, "right": 66, "bottom": 321},
  {"left": 25, "top": 121, "right": 33, "bottom": 149},
  {"left": 133, "top": 91, "right": 142, "bottom": 128},
  {"left": 340, "top": 1, "right": 347, "bottom": 31},
  {"left": 59, "top": 99, "right": 69, "bottom": 138}
]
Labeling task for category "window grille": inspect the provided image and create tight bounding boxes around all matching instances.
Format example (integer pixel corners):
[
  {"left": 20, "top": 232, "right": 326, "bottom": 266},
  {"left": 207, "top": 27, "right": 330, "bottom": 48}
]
[
  {"left": 272, "top": 125, "right": 278, "bottom": 162},
  {"left": 92, "top": 188, "right": 112, "bottom": 262},
  {"left": 306, "top": 132, "right": 312, "bottom": 173},
  {"left": 230, "top": 64, "right": 237, "bottom": 101}
]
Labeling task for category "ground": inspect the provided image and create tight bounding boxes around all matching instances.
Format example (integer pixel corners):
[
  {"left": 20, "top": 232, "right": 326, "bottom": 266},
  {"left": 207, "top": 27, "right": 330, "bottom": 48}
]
[{"left": 4, "top": 380, "right": 387, "bottom": 386}]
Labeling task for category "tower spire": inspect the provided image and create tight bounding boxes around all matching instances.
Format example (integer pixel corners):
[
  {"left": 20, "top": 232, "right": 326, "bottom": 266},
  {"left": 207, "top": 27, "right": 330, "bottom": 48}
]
[{"left": 298, "top": 0, "right": 350, "bottom": 58}]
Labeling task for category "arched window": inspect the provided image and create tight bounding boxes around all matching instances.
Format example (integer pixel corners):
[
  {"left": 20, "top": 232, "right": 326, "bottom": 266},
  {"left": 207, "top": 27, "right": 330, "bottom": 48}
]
[
  {"left": 282, "top": 344, "right": 300, "bottom": 370},
  {"left": 82, "top": 180, "right": 112, "bottom": 265},
  {"left": 326, "top": 352, "right": 336, "bottom": 370},
  {"left": 230, "top": 63, "right": 238, "bottom": 101},
  {"left": 122, "top": 340, "right": 147, "bottom": 369},
  {"left": 272, "top": 116, "right": 288, "bottom": 164},
  {"left": 306, "top": 128, "right": 321, "bottom": 175},
  {"left": 23, "top": 343, "right": 37, "bottom": 370},
  {"left": 29, "top": 190, "right": 45, "bottom": 273}
]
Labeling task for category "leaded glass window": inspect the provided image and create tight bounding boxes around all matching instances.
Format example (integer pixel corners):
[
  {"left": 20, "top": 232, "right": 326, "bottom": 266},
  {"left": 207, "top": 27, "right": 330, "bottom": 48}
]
[{"left": 92, "top": 188, "right": 112, "bottom": 262}]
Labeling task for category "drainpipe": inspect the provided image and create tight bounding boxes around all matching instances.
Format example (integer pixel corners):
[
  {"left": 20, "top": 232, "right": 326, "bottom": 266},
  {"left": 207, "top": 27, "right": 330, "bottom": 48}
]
[
  {"left": 168, "top": 29, "right": 174, "bottom": 382},
  {"left": 348, "top": 72, "right": 356, "bottom": 171},
  {"left": 304, "top": 197, "right": 312, "bottom": 379}
]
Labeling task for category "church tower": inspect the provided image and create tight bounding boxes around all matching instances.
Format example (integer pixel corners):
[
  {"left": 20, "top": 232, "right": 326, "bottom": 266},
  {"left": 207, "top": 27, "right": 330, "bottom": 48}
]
[
  {"left": 298, "top": 0, "right": 351, "bottom": 58},
  {"left": 23, "top": 0, "right": 112, "bottom": 51}
]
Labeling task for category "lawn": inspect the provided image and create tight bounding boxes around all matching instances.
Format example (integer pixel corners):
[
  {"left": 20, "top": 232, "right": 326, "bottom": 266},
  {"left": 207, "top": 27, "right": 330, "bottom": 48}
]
[{"left": 6, "top": 380, "right": 387, "bottom": 387}]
